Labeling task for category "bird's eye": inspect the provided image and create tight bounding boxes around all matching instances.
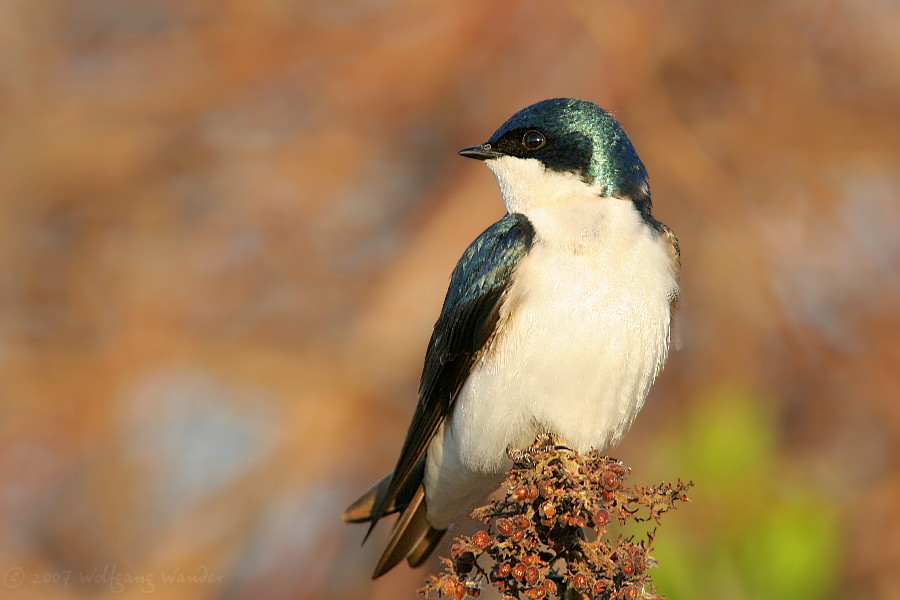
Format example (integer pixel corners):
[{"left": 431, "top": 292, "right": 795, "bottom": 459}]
[{"left": 522, "top": 130, "right": 546, "bottom": 150}]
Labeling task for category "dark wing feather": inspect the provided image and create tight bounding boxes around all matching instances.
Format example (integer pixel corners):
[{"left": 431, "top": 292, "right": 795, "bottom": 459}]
[{"left": 365, "top": 212, "right": 535, "bottom": 538}]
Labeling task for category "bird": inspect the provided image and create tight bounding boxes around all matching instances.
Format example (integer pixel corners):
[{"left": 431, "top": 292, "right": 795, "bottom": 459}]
[{"left": 343, "top": 98, "right": 680, "bottom": 578}]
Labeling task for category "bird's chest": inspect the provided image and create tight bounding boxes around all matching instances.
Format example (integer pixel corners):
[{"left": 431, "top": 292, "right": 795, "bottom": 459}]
[
  {"left": 511, "top": 239, "right": 649, "bottom": 328},
  {"left": 497, "top": 230, "right": 673, "bottom": 391},
  {"left": 449, "top": 211, "right": 676, "bottom": 471}
]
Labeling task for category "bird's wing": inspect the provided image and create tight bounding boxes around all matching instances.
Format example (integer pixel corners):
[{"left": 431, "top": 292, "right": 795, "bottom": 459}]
[{"left": 366, "top": 212, "right": 535, "bottom": 537}]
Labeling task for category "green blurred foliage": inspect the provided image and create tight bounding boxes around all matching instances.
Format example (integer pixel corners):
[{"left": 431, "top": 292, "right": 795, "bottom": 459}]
[{"left": 649, "top": 388, "right": 841, "bottom": 600}]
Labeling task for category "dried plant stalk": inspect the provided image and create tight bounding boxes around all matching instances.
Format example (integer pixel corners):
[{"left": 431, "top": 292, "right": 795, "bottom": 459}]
[{"left": 420, "top": 438, "right": 691, "bottom": 600}]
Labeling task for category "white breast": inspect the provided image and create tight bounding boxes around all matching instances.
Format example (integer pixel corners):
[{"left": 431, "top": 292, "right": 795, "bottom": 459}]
[{"left": 423, "top": 157, "right": 678, "bottom": 527}]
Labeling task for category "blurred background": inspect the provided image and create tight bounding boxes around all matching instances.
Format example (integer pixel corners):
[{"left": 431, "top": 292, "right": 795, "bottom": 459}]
[{"left": 0, "top": 1, "right": 898, "bottom": 599}]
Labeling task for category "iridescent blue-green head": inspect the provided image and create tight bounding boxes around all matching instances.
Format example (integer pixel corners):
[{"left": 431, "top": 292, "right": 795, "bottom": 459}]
[{"left": 460, "top": 98, "right": 651, "bottom": 213}]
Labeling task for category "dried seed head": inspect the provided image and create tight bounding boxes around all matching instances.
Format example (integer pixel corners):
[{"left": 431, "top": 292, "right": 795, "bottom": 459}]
[
  {"left": 541, "top": 579, "right": 556, "bottom": 596},
  {"left": 473, "top": 530, "right": 491, "bottom": 549},
  {"left": 632, "top": 552, "right": 647, "bottom": 572},
  {"left": 454, "top": 582, "right": 467, "bottom": 600},
  {"left": 417, "top": 446, "right": 692, "bottom": 600},
  {"left": 496, "top": 518, "right": 514, "bottom": 536},
  {"left": 572, "top": 573, "right": 588, "bottom": 590},
  {"left": 568, "top": 514, "right": 587, "bottom": 527},
  {"left": 539, "top": 481, "right": 554, "bottom": 497},
  {"left": 543, "top": 579, "right": 557, "bottom": 595},
  {"left": 601, "top": 470, "right": 622, "bottom": 491}
]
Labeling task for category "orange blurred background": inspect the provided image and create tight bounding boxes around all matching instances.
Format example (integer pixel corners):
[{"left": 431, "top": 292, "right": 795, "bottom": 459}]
[{"left": 1, "top": 1, "right": 898, "bottom": 599}]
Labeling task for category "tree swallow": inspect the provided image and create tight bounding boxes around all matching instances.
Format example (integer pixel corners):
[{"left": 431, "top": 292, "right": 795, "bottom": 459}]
[{"left": 343, "top": 98, "right": 680, "bottom": 578}]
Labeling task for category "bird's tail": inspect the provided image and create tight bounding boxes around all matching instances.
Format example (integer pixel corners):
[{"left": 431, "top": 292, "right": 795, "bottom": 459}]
[
  {"left": 342, "top": 472, "right": 395, "bottom": 523},
  {"left": 343, "top": 470, "right": 446, "bottom": 578}
]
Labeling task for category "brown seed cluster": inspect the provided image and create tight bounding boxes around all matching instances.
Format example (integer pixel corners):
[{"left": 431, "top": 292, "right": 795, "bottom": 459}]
[{"left": 420, "top": 441, "right": 691, "bottom": 600}]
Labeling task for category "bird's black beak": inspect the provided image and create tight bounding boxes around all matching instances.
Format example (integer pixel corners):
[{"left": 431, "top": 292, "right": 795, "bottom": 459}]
[{"left": 458, "top": 143, "right": 504, "bottom": 161}]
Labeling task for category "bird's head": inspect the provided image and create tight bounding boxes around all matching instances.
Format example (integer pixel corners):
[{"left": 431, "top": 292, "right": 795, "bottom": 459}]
[{"left": 460, "top": 98, "right": 650, "bottom": 213}]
